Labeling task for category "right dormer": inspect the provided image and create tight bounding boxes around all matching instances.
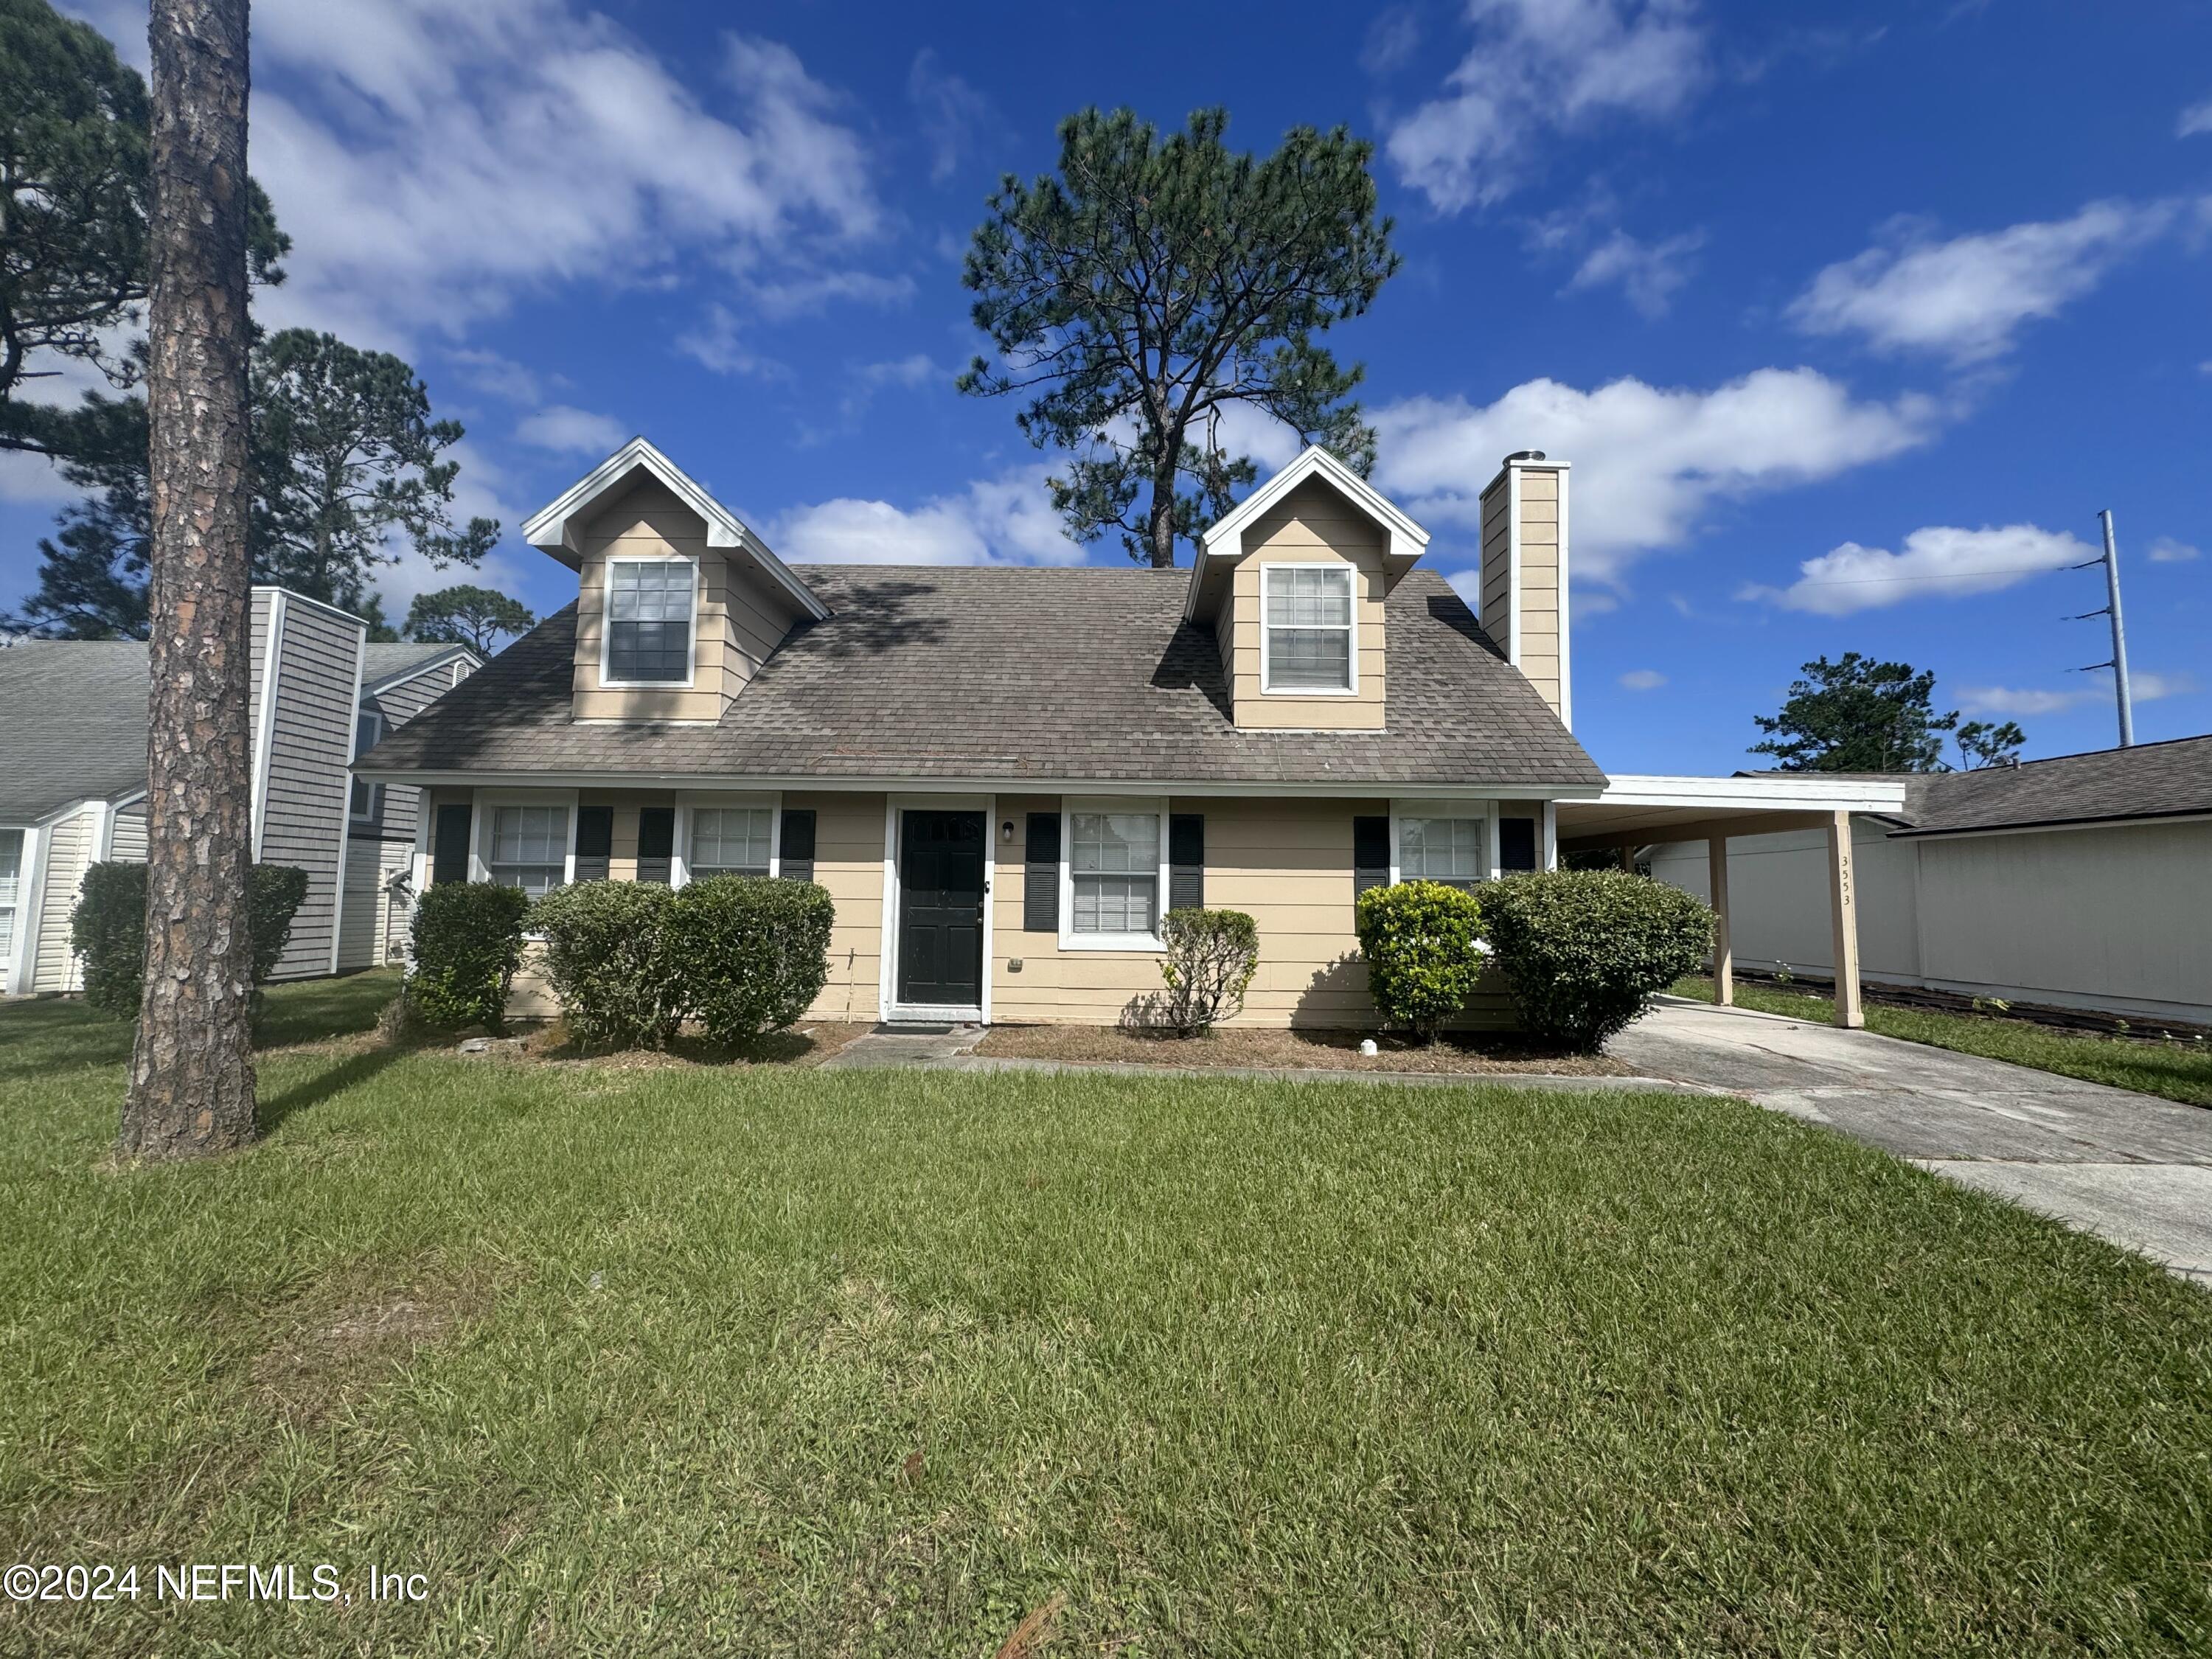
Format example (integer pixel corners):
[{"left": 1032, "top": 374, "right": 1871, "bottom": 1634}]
[{"left": 1183, "top": 447, "right": 1429, "bottom": 731}]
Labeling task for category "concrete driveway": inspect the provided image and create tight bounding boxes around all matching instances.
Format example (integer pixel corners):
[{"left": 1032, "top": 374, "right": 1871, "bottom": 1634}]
[{"left": 1612, "top": 997, "right": 2212, "bottom": 1286}]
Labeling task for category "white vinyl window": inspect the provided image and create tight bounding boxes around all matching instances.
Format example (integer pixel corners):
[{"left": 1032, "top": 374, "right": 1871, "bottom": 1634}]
[
  {"left": 489, "top": 804, "right": 569, "bottom": 897},
  {"left": 1399, "top": 815, "right": 1485, "bottom": 888},
  {"left": 604, "top": 557, "right": 695, "bottom": 685},
  {"left": 0, "top": 828, "right": 20, "bottom": 963},
  {"left": 349, "top": 710, "right": 385, "bottom": 824},
  {"left": 687, "top": 807, "right": 773, "bottom": 879},
  {"left": 1068, "top": 807, "right": 1163, "bottom": 945},
  {"left": 1262, "top": 564, "right": 1355, "bottom": 692}
]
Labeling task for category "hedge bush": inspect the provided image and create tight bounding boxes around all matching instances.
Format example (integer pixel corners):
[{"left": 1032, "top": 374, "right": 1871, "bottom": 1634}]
[
  {"left": 70, "top": 860, "right": 310, "bottom": 1019},
  {"left": 528, "top": 880, "right": 686, "bottom": 1050},
  {"left": 1354, "top": 880, "right": 1486, "bottom": 1043},
  {"left": 1483, "top": 870, "right": 1713, "bottom": 1053},
  {"left": 408, "top": 880, "right": 531, "bottom": 1033},
  {"left": 1153, "top": 907, "right": 1259, "bottom": 1035},
  {"left": 665, "top": 876, "right": 834, "bottom": 1048}
]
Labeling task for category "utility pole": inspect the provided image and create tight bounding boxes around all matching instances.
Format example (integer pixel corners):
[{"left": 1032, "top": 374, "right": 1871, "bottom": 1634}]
[{"left": 2068, "top": 509, "right": 2135, "bottom": 750}]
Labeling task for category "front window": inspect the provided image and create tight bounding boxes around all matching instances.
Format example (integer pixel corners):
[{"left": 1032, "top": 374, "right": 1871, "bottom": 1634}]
[
  {"left": 688, "top": 807, "right": 772, "bottom": 879},
  {"left": 1263, "top": 565, "right": 1354, "bottom": 691},
  {"left": 1399, "top": 816, "right": 1484, "bottom": 888},
  {"left": 1071, "top": 810, "right": 1160, "bottom": 938},
  {"left": 349, "top": 711, "right": 385, "bottom": 824},
  {"left": 0, "top": 828, "right": 21, "bottom": 963},
  {"left": 606, "top": 559, "right": 695, "bottom": 684},
  {"left": 489, "top": 804, "right": 568, "bottom": 897}
]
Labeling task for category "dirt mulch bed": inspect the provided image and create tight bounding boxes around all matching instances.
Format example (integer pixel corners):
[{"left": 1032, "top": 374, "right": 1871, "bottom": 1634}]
[
  {"left": 973, "top": 1024, "right": 1628, "bottom": 1076},
  {"left": 422, "top": 1020, "right": 877, "bottom": 1071}
]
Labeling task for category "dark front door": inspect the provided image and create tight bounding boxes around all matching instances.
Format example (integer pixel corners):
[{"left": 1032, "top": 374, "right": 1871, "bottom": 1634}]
[
  {"left": 897, "top": 810, "right": 986, "bottom": 1009},
  {"left": 431, "top": 803, "right": 473, "bottom": 885}
]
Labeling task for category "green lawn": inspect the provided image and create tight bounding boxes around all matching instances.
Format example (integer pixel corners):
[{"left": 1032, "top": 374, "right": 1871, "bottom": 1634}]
[
  {"left": 1672, "top": 974, "right": 2212, "bottom": 1109},
  {"left": 2, "top": 978, "right": 2209, "bottom": 1655}
]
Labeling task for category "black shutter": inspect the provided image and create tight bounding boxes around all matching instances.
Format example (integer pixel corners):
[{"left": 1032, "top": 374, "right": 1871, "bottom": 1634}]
[
  {"left": 1023, "top": 811, "right": 1060, "bottom": 932},
  {"left": 1352, "top": 815, "right": 1391, "bottom": 897},
  {"left": 574, "top": 804, "right": 613, "bottom": 881},
  {"left": 1500, "top": 816, "right": 1538, "bottom": 874},
  {"left": 779, "top": 808, "right": 817, "bottom": 882},
  {"left": 1168, "top": 813, "right": 1205, "bottom": 913},
  {"left": 636, "top": 806, "right": 675, "bottom": 885},
  {"left": 431, "top": 803, "right": 472, "bottom": 886}
]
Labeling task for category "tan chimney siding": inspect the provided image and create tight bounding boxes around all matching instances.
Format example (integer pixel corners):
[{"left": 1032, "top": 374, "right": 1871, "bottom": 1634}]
[
  {"left": 1225, "top": 477, "right": 1387, "bottom": 731},
  {"left": 1474, "top": 459, "right": 1571, "bottom": 727},
  {"left": 570, "top": 477, "right": 801, "bottom": 722}
]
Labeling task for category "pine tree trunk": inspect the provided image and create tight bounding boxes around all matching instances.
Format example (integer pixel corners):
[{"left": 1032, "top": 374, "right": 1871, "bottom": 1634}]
[
  {"left": 122, "top": 0, "right": 257, "bottom": 1158},
  {"left": 1147, "top": 457, "right": 1178, "bottom": 568}
]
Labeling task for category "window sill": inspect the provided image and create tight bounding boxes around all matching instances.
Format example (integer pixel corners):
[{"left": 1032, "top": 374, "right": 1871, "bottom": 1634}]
[
  {"left": 1057, "top": 933, "right": 1165, "bottom": 953},
  {"left": 1257, "top": 684, "right": 1360, "bottom": 697}
]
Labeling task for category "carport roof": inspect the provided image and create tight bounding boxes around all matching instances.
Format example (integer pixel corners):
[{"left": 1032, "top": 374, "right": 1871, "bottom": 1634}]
[{"left": 1556, "top": 773, "right": 1913, "bottom": 852}]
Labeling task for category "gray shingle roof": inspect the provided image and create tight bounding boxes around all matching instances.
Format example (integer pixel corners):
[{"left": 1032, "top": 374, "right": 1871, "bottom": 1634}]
[
  {"left": 359, "top": 565, "right": 1605, "bottom": 789},
  {"left": 364, "top": 641, "right": 465, "bottom": 683},
  {"left": 0, "top": 641, "right": 150, "bottom": 823},
  {"left": 1890, "top": 734, "right": 2212, "bottom": 835}
]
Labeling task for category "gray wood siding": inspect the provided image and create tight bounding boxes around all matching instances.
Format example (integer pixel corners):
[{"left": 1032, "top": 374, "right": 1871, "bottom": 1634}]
[
  {"left": 336, "top": 653, "right": 477, "bottom": 969},
  {"left": 257, "top": 600, "right": 365, "bottom": 980}
]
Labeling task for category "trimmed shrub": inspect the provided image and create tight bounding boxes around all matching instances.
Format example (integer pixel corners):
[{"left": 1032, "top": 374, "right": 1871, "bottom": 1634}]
[
  {"left": 665, "top": 876, "right": 834, "bottom": 1049},
  {"left": 528, "top": 880, "right": 686, "bottom": 1050},
  {"left": 1483, "top": 869, "right": 1713, "bottom": 1053},
  {"left": 71, "top": 860, "right": 310, "bottom": 1020},
  {"left": 408, "top": 880, "right": 531, "bottom": 1033},
  {"left": 1354, "top": 880, "right": 1486, "bottom": 1043},
  {"left": 1152, "top": 907, "right": 1259, "bottom": 1035}
]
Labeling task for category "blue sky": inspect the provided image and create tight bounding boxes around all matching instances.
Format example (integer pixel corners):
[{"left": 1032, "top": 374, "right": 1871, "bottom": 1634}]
[{"left": 7, "top": 0, "right": 2208, "bottom": 774}]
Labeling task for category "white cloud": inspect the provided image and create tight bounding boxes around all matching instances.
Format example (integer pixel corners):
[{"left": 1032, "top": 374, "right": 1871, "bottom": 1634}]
[
  {"left": 771, "top": 465, "right": 1084, "bottom": 566},
  {"left": 0, "top": 451, "right": 83, "bottom": 508},
  {"left": 907, "top": 49, "right": 996, "bottom": 184},
  {"left": 2148, "top": 536, "right": 2201, "bottom": 563},
  {"left": 199, "top": 2, "right": 890, "bottom": 348},
  {"left": 1371, "top": 366, "right": 1938, "bottom": 582},
  {"left": 1567, "top": 228, "right": 1705, "bottom": 316},
  {"left": 1388, "top": 0, "right": 1709, "bottom": 212},
  {"left": 443, "top": 347, "right": 550, "bottom": 405},
  {"left": 1742, "top": 523, "right": 2093, "bottom": 616},
  {"left": 1789, "top": 201, "right": 2178, "bottom": 364},
  {"left": 1959, "top": 672, "right": 2195, "bottom": 717},
  {"left": 1363, "top": 7, "right": 1423, "bottom": 74},
  {"left": 1618, "top": 669, "right": 1667, "bottom": 690},
  {"left": 2180, "top": 97, "right": 2212, "bottom": 138},
  {"left": 514, "top": 404, "right": 630, "bottom": 456},
  {"left": 675, "top": 304, "right": 790, "bottom": 380}
]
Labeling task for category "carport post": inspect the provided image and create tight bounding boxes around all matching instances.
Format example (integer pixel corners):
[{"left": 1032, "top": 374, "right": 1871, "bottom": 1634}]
[
  {"left": 1826, "top": 810, "right": 1864, "bottom": 1029},
  {"left": 1618, "top": 846, "right": 1635, "bottom": 873},
  {"left": 1707, "top": 835, "right": 1733, "bottom": 1006}
]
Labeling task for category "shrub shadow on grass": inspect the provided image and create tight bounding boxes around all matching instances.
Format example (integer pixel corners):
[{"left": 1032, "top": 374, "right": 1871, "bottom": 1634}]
[{"left": 515, "top": 1019, "right": 872, "bottom": 1071}]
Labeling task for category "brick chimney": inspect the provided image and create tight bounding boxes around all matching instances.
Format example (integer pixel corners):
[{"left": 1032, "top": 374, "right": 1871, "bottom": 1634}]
[{"left": 1476, "top": 451, "right": 1571, "bottom": 727}]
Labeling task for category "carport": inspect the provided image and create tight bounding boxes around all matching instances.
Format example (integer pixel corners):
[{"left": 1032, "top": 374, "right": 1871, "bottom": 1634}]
[{"left": 1554, "top": 775, "right": 1913, "bottom": 1028}]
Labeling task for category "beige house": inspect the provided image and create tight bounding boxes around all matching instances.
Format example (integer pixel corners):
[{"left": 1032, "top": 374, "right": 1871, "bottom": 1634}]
[{"left": 358, "top": 439, "right": 1896, "bottom": 1030}]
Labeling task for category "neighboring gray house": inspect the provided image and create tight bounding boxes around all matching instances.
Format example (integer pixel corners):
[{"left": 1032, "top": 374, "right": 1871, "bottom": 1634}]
[
  {"left": 1648, "top": 735, "right": 2212, "bottom": 1026},
  {"left": 0, "top": 591, "right": 478, "bottom": 995}
]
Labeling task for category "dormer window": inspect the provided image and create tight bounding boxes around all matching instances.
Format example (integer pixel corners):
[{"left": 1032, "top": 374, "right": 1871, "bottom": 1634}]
[
  {"left": 1262, "top": 565, "right": 1354, "bottom": 693},
  {"left": 604, "top": 557, "right": 695, "bottom": 686}
]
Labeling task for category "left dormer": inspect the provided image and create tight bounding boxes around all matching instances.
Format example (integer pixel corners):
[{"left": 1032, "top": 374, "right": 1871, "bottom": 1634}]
[{"left": 524, "top": 438, "right": 831, "bottom": 723}]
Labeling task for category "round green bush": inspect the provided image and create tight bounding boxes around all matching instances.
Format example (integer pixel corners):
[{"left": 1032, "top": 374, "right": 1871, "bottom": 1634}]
[
  {"left": 529, "top": 880, "right": 686, "bottom": 1050},
  {"left": 408, "top": 880, "right": 531, "bottom": 1033},
  {"left": 1354, "top": 880, "right": 1486, "bottom": 1042},
  {"left": 1482, "top": 870, "right": 1713, "bottom": 1053},
  {"left": 664, "top": 876, "right": 834, "bottom": 1049},
  {"left": 71, "top": 860, "right": 310, "bottom": 1020}
]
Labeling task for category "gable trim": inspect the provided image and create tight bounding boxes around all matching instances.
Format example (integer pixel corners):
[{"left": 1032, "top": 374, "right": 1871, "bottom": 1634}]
[
  {"left": 362, "top": 644, "right": 482, "bottom": 698},
  {"left": 521, "top": 437, "right": 831, "bottom": 622},
  {"left": 1186, "top": 445, "right": 1428, "bottom": 622}
]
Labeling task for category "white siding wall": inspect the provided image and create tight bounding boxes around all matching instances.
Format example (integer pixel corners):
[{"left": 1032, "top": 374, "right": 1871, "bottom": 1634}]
[
  {"left": 32, "top": 805, "right": 99, "bottom": 992},
  {"left": 1649, "top": 816, "right": 2212, "bottom": 1023},
  {"left": 109, "top": 804, "right": 147, "bottom": 863}
]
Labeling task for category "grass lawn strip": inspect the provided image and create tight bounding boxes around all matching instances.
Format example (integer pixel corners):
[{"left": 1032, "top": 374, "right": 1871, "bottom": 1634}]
[
  {"left": 1, "top": 976, "right": 2208, "bottom": 1653},
  {"left": 1673, "top": 975, "right": 2212, "bottom": 1109}
]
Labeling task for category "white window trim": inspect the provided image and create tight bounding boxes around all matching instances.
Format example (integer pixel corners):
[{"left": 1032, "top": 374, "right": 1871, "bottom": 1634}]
[
  {"left": 1059, "top": 795, "right": 1171, "bottom": 952},
  {"left": 878, "top": 793, "right": 996, "bottom": 1024},
  {"left": 1257, "top": 560, "right": 1359, "bottom": 697},
  {"left": 470, "top": 788, "right": 580, "bottom": 900},
  {"left": 598, "top": 553, "right": 700, "bottom": 691},
  {"left": 674, "top": 792, "right": 781, "bottom": 887},
  {"left": 0, "top": 824, "right": 32, "bottom": 997},
  {"left": 1388, "top": 801, "right": 1497, "bottom": 886}
]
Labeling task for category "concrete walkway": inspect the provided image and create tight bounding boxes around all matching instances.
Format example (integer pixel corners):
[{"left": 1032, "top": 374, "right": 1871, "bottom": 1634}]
[{"left": 1613, "top": 997, "right": 2212, "bottom": 1286}]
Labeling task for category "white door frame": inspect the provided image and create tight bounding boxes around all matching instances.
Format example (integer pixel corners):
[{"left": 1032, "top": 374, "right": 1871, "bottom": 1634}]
[{"left": 878, "top": 793, "right": 995, "bottom": 1025}]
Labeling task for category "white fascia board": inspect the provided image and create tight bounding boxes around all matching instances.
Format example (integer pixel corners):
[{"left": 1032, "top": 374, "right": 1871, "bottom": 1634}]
[
  {"left": 251, "top": 585, "right": 369, "bottom": 630},
  {"left": 521, "top": 436, "right": 830, "bottom": 622},
  {"left": 1190, "top": 445, "right": 1430, "bottom": 613},
  {"left": 1594, "top": 774, "right": 1912, "bottom": 813}
]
